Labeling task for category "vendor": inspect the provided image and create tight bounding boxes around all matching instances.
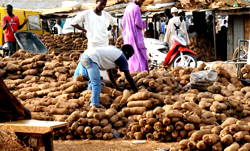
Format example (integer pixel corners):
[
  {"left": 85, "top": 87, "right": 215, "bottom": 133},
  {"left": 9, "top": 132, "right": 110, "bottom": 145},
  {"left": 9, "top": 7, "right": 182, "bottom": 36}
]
[
  {"left": 164, "top": 7, "right": 189, "bottom": 48},
  {"left": 52, "top": 19, "right": 63, "bottom": 35},
  {"left": 74, "top": 45, "right": 138, "bottom": 108},
  {"left": 2, "top": 4, "right": 28, "bottom": 56},
  {"left": 71, "top": 0, "right": 117, "bottom": 49}
]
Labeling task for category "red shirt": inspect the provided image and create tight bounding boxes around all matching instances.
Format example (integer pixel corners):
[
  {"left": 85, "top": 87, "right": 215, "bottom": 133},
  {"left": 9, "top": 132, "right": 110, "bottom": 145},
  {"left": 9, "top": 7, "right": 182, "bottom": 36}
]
[{"left": 2, "top": 15, "right": 20, "bottom": 42}]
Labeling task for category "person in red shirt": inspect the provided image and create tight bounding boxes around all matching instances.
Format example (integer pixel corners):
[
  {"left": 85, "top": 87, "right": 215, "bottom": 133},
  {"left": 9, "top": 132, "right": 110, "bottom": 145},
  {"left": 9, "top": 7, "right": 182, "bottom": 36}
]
[{"left": 2, "top": 4, "right": 27, "bottom": 56}]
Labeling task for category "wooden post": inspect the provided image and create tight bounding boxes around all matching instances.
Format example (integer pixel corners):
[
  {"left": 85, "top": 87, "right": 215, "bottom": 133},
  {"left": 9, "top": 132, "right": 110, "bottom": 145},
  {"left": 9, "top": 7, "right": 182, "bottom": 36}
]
[
  {"left": 154, "top": 16, "right": 157, "bottom": 39},
  {"left": 43, "top": 132, "right": 54, "bottom": 151},
  {"left": 212, "top": 10, "right": 217, "bottom": 60},
  {"left": 116, "top": 17, "right": 119, "bottom": 37},
  {"left": 227, "top": 15, "right": 234, "bottom": 60}
]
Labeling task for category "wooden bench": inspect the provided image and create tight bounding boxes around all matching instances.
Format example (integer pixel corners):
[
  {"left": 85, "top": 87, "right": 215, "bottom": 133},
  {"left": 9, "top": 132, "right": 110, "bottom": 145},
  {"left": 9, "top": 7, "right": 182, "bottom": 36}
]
[{"left": 0, "top": 119, "right": 68, "bottom": 151}]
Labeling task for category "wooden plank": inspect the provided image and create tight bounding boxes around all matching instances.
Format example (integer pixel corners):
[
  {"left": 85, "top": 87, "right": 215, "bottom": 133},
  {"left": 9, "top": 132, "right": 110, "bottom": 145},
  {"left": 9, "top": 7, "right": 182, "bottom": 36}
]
[
  {"left": 244, "top": 15, "right": 250, "bottom": 40},
  {"left": 227, "top": 15, "right": 234, "bottom": 60},
  {"left": 0, "top": 120, "right": 67, "bottom": 134},
  {"left": 212, "top": 10, "right": 217, "bottom": 59},
  {"left": 233, "top": 16, "right": 244, "bottom": 51}
]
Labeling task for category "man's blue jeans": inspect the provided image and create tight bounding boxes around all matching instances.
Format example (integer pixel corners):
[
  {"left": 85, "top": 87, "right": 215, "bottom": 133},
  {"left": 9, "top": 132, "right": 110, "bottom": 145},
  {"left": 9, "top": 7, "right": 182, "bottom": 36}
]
[
  {"left": 80, "top": 54, "right": 101, "bottom": 106},
  {"left": 6, "top": 41, "right": 16, "bottom": 56},
  {"left": 73, "top": 62, "right": 88, "bottom": 80}
]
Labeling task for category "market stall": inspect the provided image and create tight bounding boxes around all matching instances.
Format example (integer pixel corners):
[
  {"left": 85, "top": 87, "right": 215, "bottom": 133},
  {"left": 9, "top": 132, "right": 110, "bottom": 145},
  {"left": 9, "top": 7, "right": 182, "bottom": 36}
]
[{"left": 0, "top": 0, "right": 250, "bottom": 151}]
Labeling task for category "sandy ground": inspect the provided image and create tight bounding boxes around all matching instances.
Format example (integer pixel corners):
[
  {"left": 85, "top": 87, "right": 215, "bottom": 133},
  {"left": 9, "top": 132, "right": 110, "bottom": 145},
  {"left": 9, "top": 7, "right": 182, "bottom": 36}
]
[{"left": 49, "top": 139, "right": 176, "bottom": 151}]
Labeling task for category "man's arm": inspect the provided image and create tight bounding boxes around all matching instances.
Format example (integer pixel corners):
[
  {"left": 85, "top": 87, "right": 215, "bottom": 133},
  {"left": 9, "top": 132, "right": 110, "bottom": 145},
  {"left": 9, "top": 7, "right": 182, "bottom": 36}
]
[
  {"left": 111, "top": 25, "right": 117, "bottom": 35},
  {"left": 164, "top": 20, "right": 172, "bottom": 43},
  {"left": 111, "top": 25, "right": 117, "bottom": 40},
  {"left": 124, "top": 70, "right": 138, "bottom": 92},
  {"left": 18, "top": 19, "right": 27, "bottom": 30},
  {"left": 114, "top": 54, "right": 138, "bottom": 92},
  {"left": 3, "top": 22, "right": 8, "bottom": 30},
  {"left": 3, "top": 19, "right": 8, "bottom": 30},
  {"left": 181, "top": 21, "right": 190, "bottom": 45},
  {"left": 107, "top": 12, "right": 118, "bottom": 37},
  {"left": 134, "top": 7, "right": 146, "bottom": 30},
  {"left": 72, "top": 24, "right": 87, "bottom": 33},
  {"left": 71, "top": 11, "right": 87, "bottom": 32}
]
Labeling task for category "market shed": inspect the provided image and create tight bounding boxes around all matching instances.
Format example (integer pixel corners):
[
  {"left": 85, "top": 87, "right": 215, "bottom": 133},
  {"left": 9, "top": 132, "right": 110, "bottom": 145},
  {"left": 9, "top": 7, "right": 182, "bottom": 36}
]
[
  {"left": 215, "top": 6, "right": 250, "bottom": 60},
  {"left": 40, "top": 5, "right": 92, "bottom": 19}
]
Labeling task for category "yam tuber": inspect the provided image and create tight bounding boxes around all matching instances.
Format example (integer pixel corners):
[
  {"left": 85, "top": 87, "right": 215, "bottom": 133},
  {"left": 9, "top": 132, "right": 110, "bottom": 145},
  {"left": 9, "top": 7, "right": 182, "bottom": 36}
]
[{"left": 224, "top": 142, "right": 240, "bottom": 151}]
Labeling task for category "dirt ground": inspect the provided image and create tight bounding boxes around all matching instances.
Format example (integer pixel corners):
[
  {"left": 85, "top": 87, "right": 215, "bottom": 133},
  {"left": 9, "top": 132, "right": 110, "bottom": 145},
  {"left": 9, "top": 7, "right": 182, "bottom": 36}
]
[{"left": 51, "top": 139, "right": 176, "bottom": 151}]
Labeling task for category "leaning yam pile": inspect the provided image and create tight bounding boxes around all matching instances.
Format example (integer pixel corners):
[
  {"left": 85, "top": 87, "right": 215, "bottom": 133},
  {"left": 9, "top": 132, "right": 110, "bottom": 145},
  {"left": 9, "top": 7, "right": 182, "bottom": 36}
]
[
  {"left": 189, "top": 35, "right": 215, "bottom": 62},
  {"left": 40, "top": 33, "right": 87, "bottom": 51},
  {"left": 170, "top": 118, "right": 250, "bottom": 151},
  {"left": 60, "top": 107, "right": 128, "bottom": 140},
  {"left": 124, "top": 99, "right": 204, "bottom": 141},
  {"left": 123, "top": 85, "right": 250, "bottom": 141},
  {"left": 0, "top": 49, "right": 81, "bottom": 83},
  {"left": 0, "top": 130, "right": 31, "bottom": 151},
  {"left": 241, "top": 64, "right": 250, "bottom": 79},
  {"left": 178, "top": 0, "right": 250, "bottom": 9},
  {"left": 1, "top": 48, "right": 250, "bottom": 146}
]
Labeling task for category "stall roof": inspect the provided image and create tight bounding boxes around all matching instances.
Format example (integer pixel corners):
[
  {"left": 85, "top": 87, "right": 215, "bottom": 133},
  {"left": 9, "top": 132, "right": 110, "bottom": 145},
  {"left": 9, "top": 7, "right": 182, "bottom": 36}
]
[
  {"left": 40, "top": 0, "right": 250, "bottom": 19},
  {"left": 104, "top": 1, "right": 175, "bottom": 17},
  {"left": 41, "top": 5, "right": 92, "bottom": 15},
  {"left": 215, "top": 6, "right": 250, "bottom": 15},
  {"left": 40, "top": 0, "right": 122, "bottom": 18}
]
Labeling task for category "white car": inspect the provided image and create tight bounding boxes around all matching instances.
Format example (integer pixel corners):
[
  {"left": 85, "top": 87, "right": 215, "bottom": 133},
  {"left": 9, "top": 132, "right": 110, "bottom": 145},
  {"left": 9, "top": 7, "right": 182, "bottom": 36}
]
[{"left": 144, "top": 38, "right": 168, "bottom": 65}]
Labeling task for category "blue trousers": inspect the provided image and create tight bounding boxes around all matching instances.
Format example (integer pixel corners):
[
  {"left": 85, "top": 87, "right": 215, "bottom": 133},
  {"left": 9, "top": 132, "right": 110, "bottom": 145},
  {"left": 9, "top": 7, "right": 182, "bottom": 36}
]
[
  {"left": 6, "top": 41, "right": 16, "bottom": 56},
  {"left": 80, "top": 54, "right": 101, "bottom": 106}
]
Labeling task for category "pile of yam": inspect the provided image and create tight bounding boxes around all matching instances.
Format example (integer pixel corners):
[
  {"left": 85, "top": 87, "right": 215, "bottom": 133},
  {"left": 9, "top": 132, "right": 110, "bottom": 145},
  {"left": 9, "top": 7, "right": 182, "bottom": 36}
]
[
  {"left": 189, "top": 35, "right": 215, "bottom": 62},
  {"left": 170, "top": 118, "right": 250, "bottom": 151},
  {"left": 1, "top": 49, "right": 250, "bottom": 143},
  {"left": 39, "top": 33, "right": 87, "bottom": 51},
  {"left": 241, "top": 64, "right": 250, "bottom": 79},
  {"left": 0, "top": 49, "right": 81, "bottom": 84},
  {"left": 178, "top": 0, "right": 249, "bottom": 9},
  {"left": 0, "top": 130, "right": 31, "bottom": 151}
]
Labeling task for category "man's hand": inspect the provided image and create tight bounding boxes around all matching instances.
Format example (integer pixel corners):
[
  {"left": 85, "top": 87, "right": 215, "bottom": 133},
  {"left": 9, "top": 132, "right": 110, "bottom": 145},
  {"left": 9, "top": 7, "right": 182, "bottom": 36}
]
[
  {"left": 131, "top": 85, "right": 138, "bottom": 93},
  {"left": 3, "top": 20, "right": 9, "bottom": 30},
  {"left": 107, "top": 69, "right": 119, "bottom": 90},
  {"left": 82, "top": 28, "right": 87, "bottom": 33},
  {"left": 132, "top": 88, "right": 138, "bottom": 93},
  {"left": 115, "top": 86, "right": 123, "bottom": 92},
  {"left": 19, "top": 19, "right": 28, "bottom": 30},
  {"left": 23, "top": 19, "right": 28, "bottom": 24},
  {"left": 72, "top": 24, "right": 87, "bottom": 33},
  {"left": 124, "top": 71, "right": 138, "bottom": 93}
]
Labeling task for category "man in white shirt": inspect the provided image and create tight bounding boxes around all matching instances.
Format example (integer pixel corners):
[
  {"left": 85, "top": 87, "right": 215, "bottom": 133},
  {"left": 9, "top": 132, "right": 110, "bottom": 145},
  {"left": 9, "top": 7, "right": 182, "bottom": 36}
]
[
  {"left": 52, "top": 20, "right": 62, "bottom": 35},
  {"left": 74, "top": 45, "right": 138, "bottom": 108},
  {"left": 164, "top": 7, "right": 189, "bottom": 48},
  {"left": 71, "top": 0, "right": 117, "bottom": 49}
]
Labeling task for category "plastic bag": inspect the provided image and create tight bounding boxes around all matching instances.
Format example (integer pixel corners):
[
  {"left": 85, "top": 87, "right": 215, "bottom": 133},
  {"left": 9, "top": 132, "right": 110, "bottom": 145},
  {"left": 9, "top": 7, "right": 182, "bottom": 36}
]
[
  {"left": 190, "top": 70, "right": 218, "bottom": 83},
  {"left": 187, "top": 70, "right": 218, "bottom": 91}
]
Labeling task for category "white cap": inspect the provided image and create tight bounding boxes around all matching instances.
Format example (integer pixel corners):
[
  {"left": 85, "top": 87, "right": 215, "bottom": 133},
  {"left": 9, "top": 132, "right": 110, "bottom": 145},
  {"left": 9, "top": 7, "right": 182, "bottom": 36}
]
[
  {"left": 178, "top": 9, "right": 182, "bottom": 14},
  {"left": 171, "top": 7, "right": 178, "bottom": 13}
]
